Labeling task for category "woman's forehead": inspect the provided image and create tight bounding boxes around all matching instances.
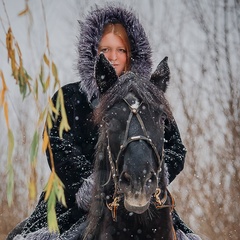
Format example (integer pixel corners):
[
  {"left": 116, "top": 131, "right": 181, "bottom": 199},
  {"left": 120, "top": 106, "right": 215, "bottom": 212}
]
[{"left": 99, "top": 33, "right": 125, "bottom": 47}]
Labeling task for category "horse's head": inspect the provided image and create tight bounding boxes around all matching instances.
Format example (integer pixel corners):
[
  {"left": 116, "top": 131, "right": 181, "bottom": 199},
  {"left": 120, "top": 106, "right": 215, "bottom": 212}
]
[{"left": 93, "top": 54, "right": 172, "bottom": 216}]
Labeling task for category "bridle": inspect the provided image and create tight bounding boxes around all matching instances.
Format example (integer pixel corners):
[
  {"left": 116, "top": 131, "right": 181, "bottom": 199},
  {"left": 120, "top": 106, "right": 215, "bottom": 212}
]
[{"left": 105, "top": 96, "right": 175, "bottom": 221}]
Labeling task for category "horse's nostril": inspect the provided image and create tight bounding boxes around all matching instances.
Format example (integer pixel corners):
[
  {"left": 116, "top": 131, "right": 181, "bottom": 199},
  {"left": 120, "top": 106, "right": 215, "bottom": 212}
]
[{"left": 146, "top": 172, "right": 156, "bottom": 186}]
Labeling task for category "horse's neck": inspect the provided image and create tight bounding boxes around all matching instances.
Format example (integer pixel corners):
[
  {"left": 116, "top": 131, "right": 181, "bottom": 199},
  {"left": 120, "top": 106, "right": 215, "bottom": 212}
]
[{"left": 100, "top": 204, "right": 175, "bottom": 240}]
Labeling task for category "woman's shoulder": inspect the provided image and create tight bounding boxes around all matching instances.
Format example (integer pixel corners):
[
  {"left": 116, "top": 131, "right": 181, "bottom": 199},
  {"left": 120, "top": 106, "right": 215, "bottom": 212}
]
[
  {"left": 51, "top": 81, "right": 91, "bottom": 110},
  {"left": 52, "top": 81, "right": 86, "bottom": 100},
  {"left": 61, "top": 81, "right": 83, "bottom": 94}
]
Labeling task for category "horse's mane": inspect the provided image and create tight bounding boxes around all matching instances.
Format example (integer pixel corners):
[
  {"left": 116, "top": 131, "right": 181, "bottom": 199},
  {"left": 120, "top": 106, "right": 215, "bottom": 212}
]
[{"left": 93, "top": 72, "right": 174, "bottom": 125}]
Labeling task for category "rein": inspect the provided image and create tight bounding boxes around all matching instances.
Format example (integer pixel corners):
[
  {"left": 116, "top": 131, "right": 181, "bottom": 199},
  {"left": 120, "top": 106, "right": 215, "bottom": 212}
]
[{"left": 105, "top": 97, "right": 174, "bottom": 221}]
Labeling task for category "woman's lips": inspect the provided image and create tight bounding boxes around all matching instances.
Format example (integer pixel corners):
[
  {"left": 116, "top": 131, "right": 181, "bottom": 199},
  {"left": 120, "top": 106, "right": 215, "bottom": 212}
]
[{"left": 112, "top": 64, "right": 118, "bottom": 68}]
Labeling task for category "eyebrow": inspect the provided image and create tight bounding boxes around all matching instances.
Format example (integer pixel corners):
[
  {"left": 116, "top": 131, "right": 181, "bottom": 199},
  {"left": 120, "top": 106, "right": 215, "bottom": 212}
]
[{"left": 98, "top": 45, "right": 126, "bottom": 48}]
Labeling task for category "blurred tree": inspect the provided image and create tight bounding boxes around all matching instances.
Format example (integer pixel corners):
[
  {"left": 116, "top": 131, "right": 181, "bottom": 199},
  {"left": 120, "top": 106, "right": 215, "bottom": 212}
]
[
  {"left": 0, "top": 0, "right": 70, "bottom": 236},
  {"left": 166, "top": 0, "right": 240, "bottom": 239}
]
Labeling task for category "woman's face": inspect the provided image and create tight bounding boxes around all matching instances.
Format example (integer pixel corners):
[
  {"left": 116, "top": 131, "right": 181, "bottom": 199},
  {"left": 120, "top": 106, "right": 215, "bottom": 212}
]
[{"left": 98, "top": 33, "right": 127, "bottom": 76}]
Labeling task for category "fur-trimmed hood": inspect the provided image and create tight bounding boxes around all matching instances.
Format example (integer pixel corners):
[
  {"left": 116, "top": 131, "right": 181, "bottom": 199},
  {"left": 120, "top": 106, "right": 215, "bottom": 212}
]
[{"left": 77, "top": 4, "right": 152, "bottom": 101}]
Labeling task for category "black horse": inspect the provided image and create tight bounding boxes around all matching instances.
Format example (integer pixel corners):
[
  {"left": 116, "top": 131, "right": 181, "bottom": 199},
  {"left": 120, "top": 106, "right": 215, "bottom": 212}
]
[
  {"left": 83, "top": 54, "right": 176, "bottom": 240},
  {"left": 6, "top": 54, "right": 202, "bottom": 240}
]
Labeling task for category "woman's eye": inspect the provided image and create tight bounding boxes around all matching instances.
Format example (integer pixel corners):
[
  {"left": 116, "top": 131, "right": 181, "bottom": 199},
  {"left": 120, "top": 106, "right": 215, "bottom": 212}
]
[
  {"left": 118, "top": 48, "right": 126, "bottom": 53},
  {"left": 100, "top": 48, "right": 109, "bottom": 53}
]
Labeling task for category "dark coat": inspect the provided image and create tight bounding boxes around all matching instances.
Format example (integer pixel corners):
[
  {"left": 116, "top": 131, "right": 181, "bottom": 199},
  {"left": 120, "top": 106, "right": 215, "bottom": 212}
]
[{"left": 14, "top": 4, "right": 190, "bottom": 237}]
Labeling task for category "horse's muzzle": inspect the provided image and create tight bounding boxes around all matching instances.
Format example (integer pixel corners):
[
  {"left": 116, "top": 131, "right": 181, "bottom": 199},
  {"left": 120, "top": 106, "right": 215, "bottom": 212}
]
[{"left": 124, "top": 195, "right": 150, "bottom": 214}]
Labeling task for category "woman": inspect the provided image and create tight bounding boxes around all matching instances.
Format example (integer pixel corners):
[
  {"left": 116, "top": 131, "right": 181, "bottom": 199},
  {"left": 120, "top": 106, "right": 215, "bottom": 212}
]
[{"left": 7, "top": 4, "right": 195, "bottom": 240}]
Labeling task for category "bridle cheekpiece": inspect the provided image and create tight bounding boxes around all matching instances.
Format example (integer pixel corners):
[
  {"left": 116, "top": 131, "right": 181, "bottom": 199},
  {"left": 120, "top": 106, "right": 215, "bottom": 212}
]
[{"left": 105, "top": 96, "right": 173, "bottom": 221}]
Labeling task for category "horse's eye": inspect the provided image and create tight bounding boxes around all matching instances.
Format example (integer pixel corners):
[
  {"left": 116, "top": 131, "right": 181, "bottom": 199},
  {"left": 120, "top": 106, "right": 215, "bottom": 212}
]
[
  {"left": 121, "top": 172, "right": 131, "bottom": 185},
  {"left": 124, "top": 172, "right": 131, "bottom": 181}
]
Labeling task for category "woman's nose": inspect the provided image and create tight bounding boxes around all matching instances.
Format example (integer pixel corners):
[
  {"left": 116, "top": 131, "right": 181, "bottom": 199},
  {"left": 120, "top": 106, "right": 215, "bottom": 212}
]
[{"left": 108, "top": 50, "right": 117, "bottom": 62}]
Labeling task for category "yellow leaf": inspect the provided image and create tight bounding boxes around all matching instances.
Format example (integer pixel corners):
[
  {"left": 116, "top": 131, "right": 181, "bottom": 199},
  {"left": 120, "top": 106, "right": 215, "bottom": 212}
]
[
  {"left": 59, "top": 121, "right": 64, "bottom": 139},
  {"left": 55, "top": 95, "right": 61, "bottom": 118},
  {"left": 52, "top": 62, "right": 60, "bottom": 89},
  {"left": 10, "top": 50, "right": 17, "bottom": 79},
  {"left": 56, "top": 175, "right": 66, "bottom": 207},
  {"left": 58, "top": 89, "right": 70, "bottom": 138},
  {"left": 44, "top": 75, "right": 50, "bottom": 92},
  {"left": 0, "top": 70, "right": 8, "bottom": 106},
  {"left": 49, "top": 98, "right": 59, "bottom": 115},
  {"left": 7, "top": 129, "right": 14, "bottom": 163},
  {"left": 44, "top": 172, "right": 66, "bottom": 232},
  {"left": 30, "top": 131, "right": 39, "bottom": 163},
  {"left": 44, "top": 171, "right": 54, "bottom": 201},
  {"left": 43, "top": 54, "right": 50, "bottom": 67},
  {"left": 4, "top": 101, "right": 9, "bottom": 128},
  {"left": 46, "top": 113, "right": 53, "bottom": 130},
  {"left": 15, "top": 42, "right": 22, "bottom": 58},
  {"left": 47, "top": 190, "right": 59, "bottom": 233},
  {"left": 38, "top": 108, "right": 47, "bottom": 126},
  {"left": 6, "top": 28, "right": 19, "bottom": 81},
  {"left": 42, "top": 127, "right": 49, "bottom": 152},
  {"left": 51, "top": 62, "right": 58, "bottom": 78},
  {"left": 35, "top": 78, "right": 38, "bottom": 100},
  {"left": 6, "top": 28, "right": 13, "bottom": 60},
  {"left": 28, "top": 164, "right": 37, "bottom": 201}
]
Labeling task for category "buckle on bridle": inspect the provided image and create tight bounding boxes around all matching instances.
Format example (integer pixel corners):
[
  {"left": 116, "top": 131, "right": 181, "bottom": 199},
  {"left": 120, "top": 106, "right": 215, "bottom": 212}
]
[
  {"left": 154, "top": 188, "right": 175, "bottom": 211},
  {"left": 106, "top": 196, "right": 120, "bottom": 222}
]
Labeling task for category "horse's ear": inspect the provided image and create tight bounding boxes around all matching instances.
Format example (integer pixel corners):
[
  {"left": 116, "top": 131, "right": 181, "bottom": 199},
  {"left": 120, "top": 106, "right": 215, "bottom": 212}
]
[
  {"left": 95, "top": 53, "right": 118, "bottom": 94},
  {"left": 150, "top": 56, "right": 170, "bottom": 93}
]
